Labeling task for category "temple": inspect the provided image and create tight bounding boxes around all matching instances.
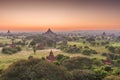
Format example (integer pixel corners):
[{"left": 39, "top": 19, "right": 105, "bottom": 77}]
[
  {"left": 42, "top": 28, "right": 64, "bottom": 42},
  {"left": 42, "top": 28, "right": 57, "bottom": 41},
  {"left": 46, "top": 50, "right": 55, "bottom": 62},
  {"left": 7, "top": 30, "right": 11, "bottom": 34},
  {"left": 44, "top": 28, "right": 55, "bottom": 34},
  {"left": 42, "top": 28, "right": 57, "bottom": 38},
  {"left": 104, "top": 57, "right": 112, "bottom": 65}
]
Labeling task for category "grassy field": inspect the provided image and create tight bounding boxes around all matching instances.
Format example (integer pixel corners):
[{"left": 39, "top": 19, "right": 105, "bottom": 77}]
[
  {"left": 0, "top": 37, "right": 22, "bottom": 44},
  {"left": 111, "top": 43, "right": 120, "bottom": 47},
  {"left": 68, "top": 41, "right": 110, "bottom": 53},
  {"left": 0, "top": 46, "right": 107, "bottom": 70},
  {"left": 0, "top": 37, "right": 119, "bottom": 70}
]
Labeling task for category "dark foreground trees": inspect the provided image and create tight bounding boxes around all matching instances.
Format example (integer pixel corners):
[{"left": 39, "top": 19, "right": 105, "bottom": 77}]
[
  {"left": 0, "top": 56, "right": 120, "bottom": 80},
  {"left": 62, "top": 57, "right": 93, "bottom": 70},
  {"left": 0, "top": 59, "right": 70, "bottom": 80}
]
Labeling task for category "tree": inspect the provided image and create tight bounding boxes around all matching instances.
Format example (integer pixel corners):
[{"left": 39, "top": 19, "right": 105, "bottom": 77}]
[
  {"left": 71, "top": 69, "right": 96, "bottom": 80},
  {"left": 62, "top": 57, "right": 93, "bottom": 70},
  {"left": 2, "top": 46, "right": 22, "bottom": 54},
  {"left": 30, "top": 40, "right": 36, "bottom": 47},
  {"left": 108, "top": 46, "right": 115, "bottom": 53},
  {"left": 33, "top": 45, "right": 37, "bottom": 54}
]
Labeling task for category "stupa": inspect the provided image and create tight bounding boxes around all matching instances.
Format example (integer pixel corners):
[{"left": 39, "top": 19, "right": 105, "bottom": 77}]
[{"left": 46, "top": 50, "right": 55, "bottom": 62}]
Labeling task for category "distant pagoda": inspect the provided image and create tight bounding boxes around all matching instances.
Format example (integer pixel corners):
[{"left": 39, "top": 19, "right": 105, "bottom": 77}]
[
  {"left": 44, "top": 28, "right": 56, "bottom": 35},
  {"left": 7, "top": 30, "right": 11, "bottom": 34},
  {"left": 7, "top": 30, "right": 11, "bottom": 39},
  {"left": 42, "top": 28, "right": 63, "bottom": 41},
  {"left": 42, "top": 28, "right": 57, "bottom": 39}
]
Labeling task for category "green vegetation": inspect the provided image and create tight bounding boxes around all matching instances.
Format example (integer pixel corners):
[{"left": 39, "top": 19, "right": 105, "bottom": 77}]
[
  {"left": 0, "top": 59, "right": 70, "bottom": 80},
  {"left": 1, "top": 46, "right": 22, "bottom": 54},
  {"left": 0, "top": 32, "right": 120, "bottom": 80},
  {"left": 0, "top": 56, "right": 120, "bottom": 80}
]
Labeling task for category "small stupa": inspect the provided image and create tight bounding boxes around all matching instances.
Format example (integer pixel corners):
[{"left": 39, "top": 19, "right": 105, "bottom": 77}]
[
  {"left": 104, "top": 57, "right": 112, "bottom": 65},
  {"left": 7, "top": 30, "right": 11, "bottom": 39},
  {"left": 46, "top": 50, "right": 55, "bottom": 62}
]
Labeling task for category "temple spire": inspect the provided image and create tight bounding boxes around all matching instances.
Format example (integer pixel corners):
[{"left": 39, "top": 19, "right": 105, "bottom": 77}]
[{"left": 45, "top": 28, "right": 55, "bottom": 34}]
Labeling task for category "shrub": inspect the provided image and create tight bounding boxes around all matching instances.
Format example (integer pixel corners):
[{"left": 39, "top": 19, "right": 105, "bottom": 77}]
[
  {"left": 1, "top": 47, "right": 13, "bottom": 54},
  {"left": 112, "top": 59, "right": 120, "bottom": 67},
  {"left": 16, "top": 46, "right": 22, "bottom": 51},
  {"left": 94, "top": 69, "right": 108, "bottom": 80},
  {"left": 103, "top": 65, "right": 113, "bottom": 72},
  {"left": 92, "top": 58, "right": 104, "bottom": 67},
  {"left": 102, "top": 53, "right": 108, "bottom": 56},
  {"left": 103, "top": 75, "right": 120, "bottom": 80},
  {"left": 84, "top": 46, "right": 89, "bottom": 49},
  {"left": 110, "top": 53, "right": 120, "bottom": 60},
  {"left": 82, "top": 49, "right": 97, "bottom": 55},
  {"left": 56, "top": 54, "right": 69, "bottom": 61},
  {"left": 62, "top": 57, "right": 93, "bottom": 70},
  {"left": 82, "top": 49, "right": 91, "bottom": 55},
  {"left": 108, "top": 46, "right": 115, "bottom": 53},
  {"left": 2, "top": 47, "right": 22, "bottom": 54},
  {"left": 112, "top": 68, "right": 120, "bottom": 75},
  {"left": 71, "top": 69, "right": 96, "bottom": 80},
  {"left": 59, "top": 45, "right": 81, "bottom": 53}
]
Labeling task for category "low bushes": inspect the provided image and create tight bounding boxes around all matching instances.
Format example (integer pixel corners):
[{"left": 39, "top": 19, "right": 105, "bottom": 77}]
[
  {"left": 82, "top": 49, "right": 97, "bottom": 55},
  {"left": 62, "top": 57, "right": 93, "bottom": 70},
  {"left": 71, "top": 69, "right": 96, "bottom": 80},
  {"left": 59, "top": 44, "right": 97, "bottom": 55},
  {"left": 1, "top": 46, "right": 22, "bottom": 54}
]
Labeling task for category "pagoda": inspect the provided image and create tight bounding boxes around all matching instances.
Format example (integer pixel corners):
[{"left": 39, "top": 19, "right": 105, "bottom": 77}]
[
  {"left": 7, "top": 30, "right": 11, "bottom": 34},
  {"left": 7, "top": 30, "right": 11, "bottom": 39},
  {"left": 46, "top": 50, "right": 55, "bottom": 62},
  {"left": 44, "top": 28, "right": 55, "bottom": 34},
  {"left": 43, "top": 28, "right": 56, "bottom": 36},
  {"left": 42, "top": 28, "right": 64, "bottom": 42},
  {"left": 42, "top": 28, "right": 57, "bottom": 40}
]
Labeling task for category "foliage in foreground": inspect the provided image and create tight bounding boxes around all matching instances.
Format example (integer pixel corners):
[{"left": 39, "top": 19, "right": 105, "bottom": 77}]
[
  {"left": 0, "top": 58, "right": 70, "bottom": 80},
  {"left": 0, "top": 56, "right": 120, "bottom": 80}
]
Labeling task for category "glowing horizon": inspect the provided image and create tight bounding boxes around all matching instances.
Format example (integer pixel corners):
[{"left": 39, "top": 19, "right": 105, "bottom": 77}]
[{"left": 0, "top": 0, "right": 120, "bottom": 31}]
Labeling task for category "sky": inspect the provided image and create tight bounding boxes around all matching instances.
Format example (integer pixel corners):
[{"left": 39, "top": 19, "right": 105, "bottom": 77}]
[{"left": 0, "top": 0, "right": 120, "bottom": 31}]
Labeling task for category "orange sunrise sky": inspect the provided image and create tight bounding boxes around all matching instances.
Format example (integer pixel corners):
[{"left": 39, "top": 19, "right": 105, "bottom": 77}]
[{"left": 0, "top": 0, "right": 120, "bottom": 31}]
